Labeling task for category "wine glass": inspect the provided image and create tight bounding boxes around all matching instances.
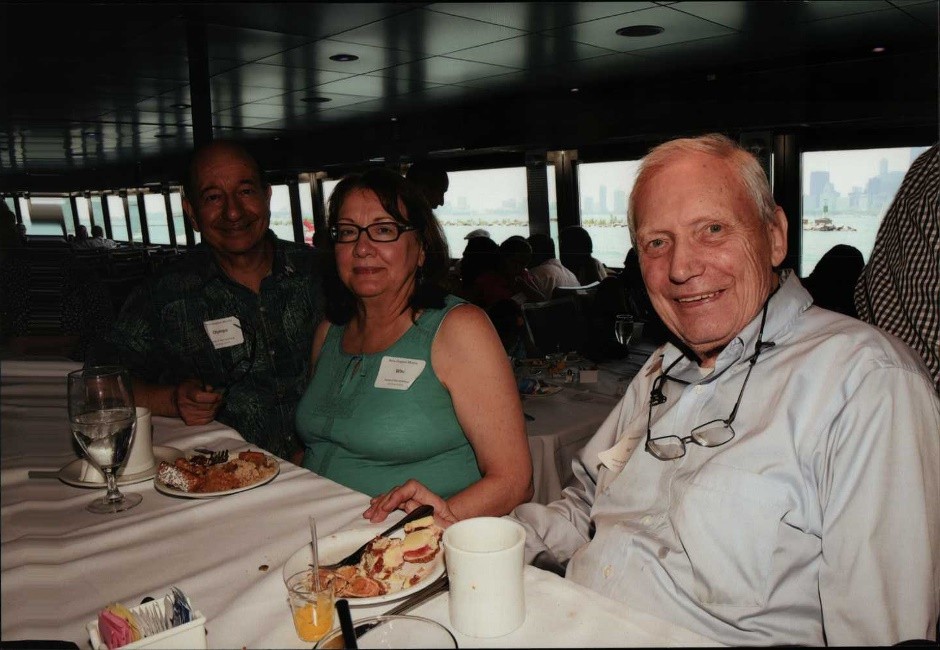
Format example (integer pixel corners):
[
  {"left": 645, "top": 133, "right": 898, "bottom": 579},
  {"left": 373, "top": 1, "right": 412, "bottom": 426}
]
[
  {"left": 67, "top": 366, "right": 143, "bottom": 514},
  {"left": 614, "top": 314, "right": 635, "bottom": 348}
]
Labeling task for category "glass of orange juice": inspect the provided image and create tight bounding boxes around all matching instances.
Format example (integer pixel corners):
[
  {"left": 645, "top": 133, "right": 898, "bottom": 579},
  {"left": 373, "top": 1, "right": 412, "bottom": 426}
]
[{"left": 286, "top": 569, "right": 335, "bottom": 642}]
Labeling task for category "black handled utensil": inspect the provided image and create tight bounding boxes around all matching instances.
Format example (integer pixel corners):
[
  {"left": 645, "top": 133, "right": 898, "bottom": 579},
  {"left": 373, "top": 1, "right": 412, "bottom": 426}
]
[
  {"left": 336, "top": 599, "right": 357, "bottom": 649},
  {"left": 321, "top": 504, "right": 434, "bottom": 570}
]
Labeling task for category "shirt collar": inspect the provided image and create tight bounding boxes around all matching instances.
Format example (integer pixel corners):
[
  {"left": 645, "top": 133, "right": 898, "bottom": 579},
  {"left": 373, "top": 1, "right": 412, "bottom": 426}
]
[
  {"left": 661, "top": 269, "right": 811, "bottom": 381},
  {"left": 194, "top": 230, "right": 288, "bottom": 287}
]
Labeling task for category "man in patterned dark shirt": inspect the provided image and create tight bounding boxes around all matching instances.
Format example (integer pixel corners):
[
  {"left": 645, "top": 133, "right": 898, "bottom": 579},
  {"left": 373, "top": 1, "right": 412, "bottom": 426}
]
[{"left": 93, "top": 140, "right": 325, "bottom": 460}]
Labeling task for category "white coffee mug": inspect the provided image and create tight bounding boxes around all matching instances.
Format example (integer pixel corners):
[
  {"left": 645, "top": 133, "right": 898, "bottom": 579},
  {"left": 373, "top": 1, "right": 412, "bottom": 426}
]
[{"left": 443, "top": 517, "right": 526, "bottom": 638}]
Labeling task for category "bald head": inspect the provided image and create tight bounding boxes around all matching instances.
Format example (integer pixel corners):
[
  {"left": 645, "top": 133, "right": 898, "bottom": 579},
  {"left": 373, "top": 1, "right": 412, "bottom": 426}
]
[{"left": 183, "top": 140, "right": 266, "bottom": 201}]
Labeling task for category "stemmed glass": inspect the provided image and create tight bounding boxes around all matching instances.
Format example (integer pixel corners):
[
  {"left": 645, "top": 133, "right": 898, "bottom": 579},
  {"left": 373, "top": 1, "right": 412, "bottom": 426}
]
[
  {"left": 67, "top": 366, "right": 143, "bottom": 514},
  {"left": 614, "top": 314, "right": 635, "bottom": 348}
]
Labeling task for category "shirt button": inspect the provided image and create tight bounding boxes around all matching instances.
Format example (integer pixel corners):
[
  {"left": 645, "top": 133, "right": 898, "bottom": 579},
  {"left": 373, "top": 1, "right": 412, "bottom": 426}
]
[
  {"left": 259, "top": 306, "right": 267, "bottom": 313},
  {"left": 269, "top": 349, "right": 276, "bottom": 356},
  {"left": 641, "top": 515, "right": 653, "bottom": 526},
  {"left": 694, "top": 385, "right": 703, "bottom": 394}
]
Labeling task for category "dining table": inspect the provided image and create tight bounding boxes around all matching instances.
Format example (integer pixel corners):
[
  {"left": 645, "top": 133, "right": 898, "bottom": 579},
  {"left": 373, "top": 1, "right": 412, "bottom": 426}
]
[
  {"left": 0, "top": 353, "right": 719, "bottom": 649},
  {"left": 522, "top": 341, "right": 657, "bottom": 504}
]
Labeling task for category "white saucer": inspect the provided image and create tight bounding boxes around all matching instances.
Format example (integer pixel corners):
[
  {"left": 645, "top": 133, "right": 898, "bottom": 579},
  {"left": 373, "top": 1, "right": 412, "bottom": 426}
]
[{"left": 58, "top": 446, "right": 184, "bottom": 488}]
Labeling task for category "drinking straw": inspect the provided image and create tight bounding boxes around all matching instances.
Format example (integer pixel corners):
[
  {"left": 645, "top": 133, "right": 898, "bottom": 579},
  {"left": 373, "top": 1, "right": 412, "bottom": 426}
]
[{"left": 309, "top": 516, "right": 321, "bottom": 590}]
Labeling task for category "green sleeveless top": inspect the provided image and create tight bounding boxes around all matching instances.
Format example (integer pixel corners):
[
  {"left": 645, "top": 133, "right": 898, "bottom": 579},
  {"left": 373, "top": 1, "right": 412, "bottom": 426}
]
[{"left": 295, "top": 295, "right": 482, "bottom": 498}]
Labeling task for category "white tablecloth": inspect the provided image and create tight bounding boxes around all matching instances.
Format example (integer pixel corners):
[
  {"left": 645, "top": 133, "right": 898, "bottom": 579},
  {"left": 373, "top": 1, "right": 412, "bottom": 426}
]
[
  {"left": 1, "top": 357, "right": 718, "bottom": 648},
  {"left": 524, "top": 348, "right": 653, "bottom": 504}
]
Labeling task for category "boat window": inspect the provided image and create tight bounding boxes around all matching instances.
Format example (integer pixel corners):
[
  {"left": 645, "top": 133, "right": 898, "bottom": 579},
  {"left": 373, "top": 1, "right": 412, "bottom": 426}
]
[
  {"left": 577, "top": 160, "right": 641, "bottom": 268},
  {"left": 299, "top": 175, "right": 315, "bottom": 246},
  {"left": 439, "top": 167, "right": 529, "bottom": 252},
  {"left": 269, "top": 184, "right": 294, "bottom": 242},
  {"left": 144, "top": 193, "right": 170, "bottom": 245},
  {"left": 801, "top": 146, "right": 930, "bottom": 275},
  {"left": 106, "top": 195, "right": 128, "bottom": 242}
]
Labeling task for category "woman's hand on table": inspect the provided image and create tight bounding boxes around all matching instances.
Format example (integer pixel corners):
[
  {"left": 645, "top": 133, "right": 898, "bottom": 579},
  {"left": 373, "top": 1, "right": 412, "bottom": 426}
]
[
  {"left": 364, "top": 479, "right": 458, "bottom": 528},
  {"left": 174, "top": 378, "right": 223, "bottom": 425}
]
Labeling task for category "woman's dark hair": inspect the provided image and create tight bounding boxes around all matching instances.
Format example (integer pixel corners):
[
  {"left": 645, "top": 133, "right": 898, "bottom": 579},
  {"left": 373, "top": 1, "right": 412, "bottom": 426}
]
[
  {"left": 323, "top": 167, "right": 450, "bottom": 324},
  {"left": 460, "top": 236, "right": 501, "bottom": 291}
]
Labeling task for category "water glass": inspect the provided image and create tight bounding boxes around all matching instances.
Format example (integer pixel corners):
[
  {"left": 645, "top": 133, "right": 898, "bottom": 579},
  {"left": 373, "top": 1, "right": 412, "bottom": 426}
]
[
  {"left": 67, "top": 366, "right": 142, "bottom": 514},
  {"left": 614, "top": 314, "right": 635, "bottom": 348},
  {"left": 286, "top": 569, "right": 335, "bottom": 643}
]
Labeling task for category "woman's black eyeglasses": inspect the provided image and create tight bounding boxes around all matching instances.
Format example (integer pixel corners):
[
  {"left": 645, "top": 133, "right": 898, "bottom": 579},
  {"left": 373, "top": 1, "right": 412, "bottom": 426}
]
[
  {"left": 330, "top": 222, "right": 416, "bottom": 244},
  {"left": 645, "top": 298, "right": 775, "bottom": 461}
]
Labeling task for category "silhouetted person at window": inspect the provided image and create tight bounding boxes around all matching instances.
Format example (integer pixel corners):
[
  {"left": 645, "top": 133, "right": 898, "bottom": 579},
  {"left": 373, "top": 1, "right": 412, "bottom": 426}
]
[
  {"left": 406, "top": 161, "right": 449, "bottom": 209},
  {"left": 486, "top": 297, "right": 531, "bottom": 362},
  {"left": 499, "top": 236, "right": 542, "bottom": 303},
  {"left": 460, "top": 236, "right": 512, "bottom": 308},
  {"left": 90, "top": 224, "right": 118, "bottom": 249},
  {"left": 802, "top": 244, "right": 863, "bottom": 319},
  {"left": 0, "top": 201, "right": 21, "bottom": 253},
  {"left": 526, "top": 233, "right": 577, "bottom": 301},
  {"left": 559, "top": 225, "right": 608, "bottom": 285}
]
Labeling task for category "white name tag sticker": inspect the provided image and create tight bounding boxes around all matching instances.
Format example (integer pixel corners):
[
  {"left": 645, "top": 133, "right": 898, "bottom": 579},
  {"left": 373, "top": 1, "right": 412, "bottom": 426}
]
[
  {"left": 597, "top": 432, "right": 644, "bottom": 491},
  {"left": 203, "top": 316, "right": 244, "bottom": 350},
  {"left": 375, "top": 356, "right": 426, "bottom": 390}
]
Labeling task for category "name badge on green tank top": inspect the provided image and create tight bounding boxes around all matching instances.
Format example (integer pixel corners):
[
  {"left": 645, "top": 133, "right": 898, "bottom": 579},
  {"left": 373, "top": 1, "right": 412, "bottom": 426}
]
[{"left": 375, "top": 356, "right": 426, "bottom": 390}]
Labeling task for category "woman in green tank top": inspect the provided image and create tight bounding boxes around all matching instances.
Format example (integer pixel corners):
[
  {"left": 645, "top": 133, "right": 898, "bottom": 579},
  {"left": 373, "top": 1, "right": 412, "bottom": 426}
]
[{"left": 295, "top": 168, "right": 533, "bottom": 526}]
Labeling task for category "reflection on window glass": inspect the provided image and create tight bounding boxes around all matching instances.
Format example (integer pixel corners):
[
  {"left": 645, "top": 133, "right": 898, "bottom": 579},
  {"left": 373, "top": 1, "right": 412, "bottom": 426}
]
[
  {"left": 801, "top": 146, "right": 928, "bottom": 275},
  {"left": 299, "top": 178, "right": 315, "bottom": 245},
  {"left": 144, "top": 194, "right": 170, "bottom": 245},
  {"left": 107, "top": 195, "right": 128, "bottom": 241},
  {"left": 26, "top": 197, "right": 68, "bottom": 236},
  {"left": 269, "top": 184, "right": 294, "bottom": 242},
  {"left": 17, "top": 197, "right": 31, "bottom": 225},
  {"left": 127, "top": 195, "right": 144, "bottom": 243},
  {"left": 547, "top": 164, "right": 558, "bottom": 248},
  {"left": 169, "top": 192, "right": 195, "bottom": 245},
  {"left": 577, "top": 160, "right": 640, "bottom": 268},
  {"left": 90, "top": 196, "right": 104, "bottom": 232},
  {"left": 437, "top": 167, "right": 528, "bottom": 254}
]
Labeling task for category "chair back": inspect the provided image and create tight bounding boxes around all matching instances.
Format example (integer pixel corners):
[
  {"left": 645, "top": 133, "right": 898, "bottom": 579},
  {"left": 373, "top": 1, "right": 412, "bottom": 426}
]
[{"left": 521, "top": 296, "right": 590, "bottom": 357}]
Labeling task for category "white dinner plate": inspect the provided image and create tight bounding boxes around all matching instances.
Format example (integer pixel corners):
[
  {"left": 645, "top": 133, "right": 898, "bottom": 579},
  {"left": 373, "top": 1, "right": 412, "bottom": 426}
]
[
  {"left": 58, "top": 446, "right": 184, "bottom": 488},
  {"left": 283, "top": 527, "right": 445, "bottom": 607},
  {"left": 153, "top": 452, "right": 280, "bottom": 499}
]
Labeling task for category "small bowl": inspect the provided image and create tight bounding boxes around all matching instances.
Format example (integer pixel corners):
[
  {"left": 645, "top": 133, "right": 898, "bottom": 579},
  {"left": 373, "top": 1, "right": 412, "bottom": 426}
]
[{"left": 315, "top": 615, "right": 457, "bottom": 649}]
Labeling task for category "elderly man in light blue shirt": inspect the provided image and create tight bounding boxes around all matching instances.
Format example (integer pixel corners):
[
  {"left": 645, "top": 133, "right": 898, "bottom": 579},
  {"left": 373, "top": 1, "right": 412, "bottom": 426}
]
[{"left": 513, "top": 134, "right": 940, "bottom": 645}]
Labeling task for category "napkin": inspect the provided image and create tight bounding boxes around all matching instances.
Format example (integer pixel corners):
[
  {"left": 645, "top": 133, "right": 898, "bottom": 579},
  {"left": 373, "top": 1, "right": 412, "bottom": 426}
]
[{"left": 79, "top": 460, "right": 106, "bottom": 483}]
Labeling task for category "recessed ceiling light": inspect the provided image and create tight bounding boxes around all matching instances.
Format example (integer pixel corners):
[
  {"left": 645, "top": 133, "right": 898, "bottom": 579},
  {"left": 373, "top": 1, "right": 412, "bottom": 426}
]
[
  {"left": 616, "top": 25, "right": 664, "bottom": 37},
  {"left": 570, "top": 87, "right": 580, "bottom": 93},
  {"left": 170, "top": 103, "right": 191, "bottom": 109},
  {"left": 83, "top": 132, "right": 98, "bottom": 138},
  {"left": 390, "top": 116, "right": 398, "bottom": 122},
  {"left": 301, "top": 96, "right": 332, "bottom": 103},
  {"left": 872, "top": 46, "right": 886, "bottom": 53},
  {"left": 329, "top": 53, "right": 359, "bottom": 62}
]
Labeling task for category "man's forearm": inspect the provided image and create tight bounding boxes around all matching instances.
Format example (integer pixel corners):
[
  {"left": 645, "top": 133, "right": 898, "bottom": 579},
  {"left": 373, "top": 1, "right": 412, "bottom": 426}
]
[{"left": 130, "top": 378, "right": 180, "bottom": 418}]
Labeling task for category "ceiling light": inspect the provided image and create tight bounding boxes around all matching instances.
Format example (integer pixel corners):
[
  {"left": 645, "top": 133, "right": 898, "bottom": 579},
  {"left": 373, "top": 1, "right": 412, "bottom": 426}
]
[
  {"left": 570, "top": 87, "right": 580, "bottom": 93},
  {"left": 329, "top": 53, "right": 359, "bottom": 62},
  {"left": 616, "top": 25, "right": 664, "bottom": 37},
  {"left": 872, "top": 46, "right": 886, "bottom": 53},
  {"left": 301, "top": 96, "right": 332, "bottom": 103},
  {"left": 170, "top": 103, "right": 191, "bottom": 110},
  {"left": 390, "top": 116, "right": 398, "bottom": 122}
]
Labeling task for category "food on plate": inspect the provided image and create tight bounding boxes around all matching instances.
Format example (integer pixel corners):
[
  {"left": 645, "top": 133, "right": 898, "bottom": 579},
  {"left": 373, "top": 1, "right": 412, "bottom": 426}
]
[
  {"left": 156, "top": 450, "right": 276, "bottom": 493},
  {"left": 317, "top": 516, "right": 443, "bottom": 598}
]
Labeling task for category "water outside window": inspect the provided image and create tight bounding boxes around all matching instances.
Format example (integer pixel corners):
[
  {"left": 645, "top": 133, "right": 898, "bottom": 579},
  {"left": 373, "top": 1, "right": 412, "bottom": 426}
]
[
  {"left": 127, "top": 194, "right": 144, "bottom": 243},
  {"left": 25, "top": 197, "right": 69, "bottom": 236},
  {"left": 577, "top": 160, "right": 641, "bottom": 268},
  {"left": 106, "top": 195, "right": 128, "bottom": 241},
  {"left": 437, "top": 167, "right": 529, "bottom": 255},
  {"left": 269, "top": 184, "right": 294, "bottom": 242},
  {"left": 76, "top": 196, "right": 92, "bottom": 232},
  {"left": 90, "top": 196, "right": 104, "bottom": 231},
  {"left": 144, "top": 194, "right": 170, "bottom": 245},
  {"left": 801, "top": 146, "right": 929, "bottom": 275}
]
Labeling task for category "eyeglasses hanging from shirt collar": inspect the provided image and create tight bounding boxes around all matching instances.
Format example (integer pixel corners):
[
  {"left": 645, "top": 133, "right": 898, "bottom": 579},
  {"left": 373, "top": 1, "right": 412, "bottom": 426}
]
[{"left": 645, "top": 296, "right": 776, "bottom": 461}]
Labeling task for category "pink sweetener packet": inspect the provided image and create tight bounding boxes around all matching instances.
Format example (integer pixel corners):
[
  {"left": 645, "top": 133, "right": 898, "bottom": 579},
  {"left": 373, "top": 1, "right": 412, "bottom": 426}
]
[{"left": 97, "top": 609, "right": 132, "bottom": 650}]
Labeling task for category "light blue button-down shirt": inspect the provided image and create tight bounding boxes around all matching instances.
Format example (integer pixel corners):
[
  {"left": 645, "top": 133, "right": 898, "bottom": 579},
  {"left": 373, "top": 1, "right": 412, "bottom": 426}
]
[{"left": 514, "top": 271, "right": 940, "bottom": 646}]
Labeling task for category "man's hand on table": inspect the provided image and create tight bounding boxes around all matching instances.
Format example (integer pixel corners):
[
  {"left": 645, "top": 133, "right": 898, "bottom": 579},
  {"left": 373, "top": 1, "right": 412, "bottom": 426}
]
[
  {"left": 174, "top": 378, "right": 223, "bottom": 425},
  {"left": 364, "top": 479, "right": 458, "bottom": 528}
]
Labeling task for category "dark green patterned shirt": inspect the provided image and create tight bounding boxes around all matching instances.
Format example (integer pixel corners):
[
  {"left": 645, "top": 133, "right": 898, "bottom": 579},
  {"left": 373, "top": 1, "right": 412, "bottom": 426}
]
[{"left": 94, "top": 233, "right": 325, "bottom": 460}]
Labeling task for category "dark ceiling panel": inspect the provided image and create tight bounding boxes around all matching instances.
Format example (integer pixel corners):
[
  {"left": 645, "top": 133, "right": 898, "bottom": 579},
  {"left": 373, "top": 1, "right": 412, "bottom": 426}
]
[
  {"left": 1, "top": 1, "right": 936, "bottom": 185},
  {"left": 333, "top": 8, "right": 526, "bottom": 56}
]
